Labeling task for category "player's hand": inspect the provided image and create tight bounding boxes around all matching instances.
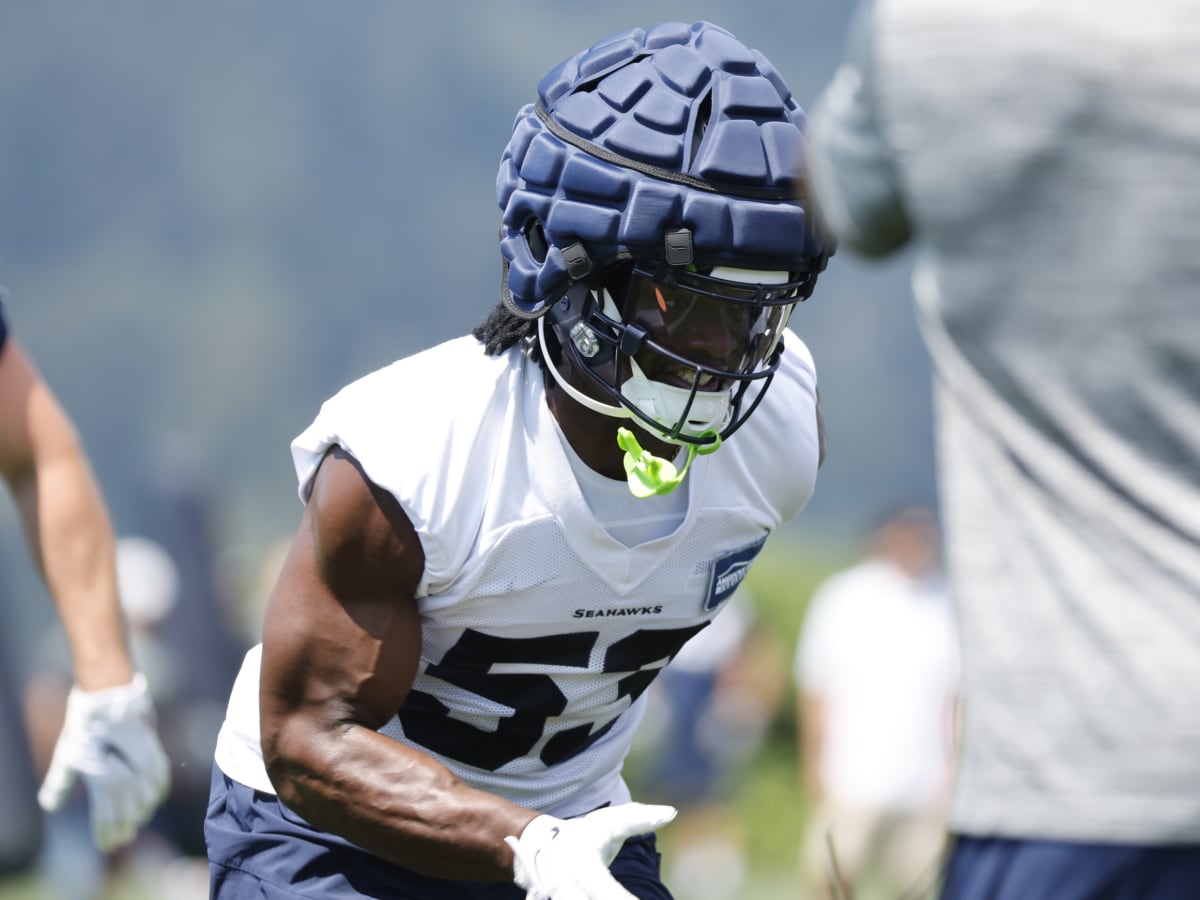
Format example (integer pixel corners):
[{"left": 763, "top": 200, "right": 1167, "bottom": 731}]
[
  {"left": 37, "top": 672, "right": 171, "bottom": 853},
  {"left": 504, "top": 802, "right": 677, "bottom": 900}
]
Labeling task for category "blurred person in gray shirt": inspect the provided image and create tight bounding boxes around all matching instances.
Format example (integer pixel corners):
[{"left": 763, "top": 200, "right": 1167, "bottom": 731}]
[{"left": 804, "top": 1, "right": 1200, "bottom": 897}]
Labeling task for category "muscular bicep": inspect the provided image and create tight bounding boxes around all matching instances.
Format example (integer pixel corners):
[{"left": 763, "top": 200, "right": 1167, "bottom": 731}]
[
  {"left": 260, "top": 446, "right": 426, "bottom": 754},
  {"left": 256, "top": 449, "right": 533, "bottom": 876}
]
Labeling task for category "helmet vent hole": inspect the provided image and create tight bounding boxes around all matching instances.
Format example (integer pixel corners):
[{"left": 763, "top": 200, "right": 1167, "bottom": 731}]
[
  {"left": 569, "top": 54, "right": 651, "bottom": 96},
  {"left": 524, "top": 219, "right": 549, "bottom": 263},
  {"left": 689, "top": 91, "right": 712, "bottom": 168},
  {"left": 686, "top": 93, "right": 710, "bottom": 169}
]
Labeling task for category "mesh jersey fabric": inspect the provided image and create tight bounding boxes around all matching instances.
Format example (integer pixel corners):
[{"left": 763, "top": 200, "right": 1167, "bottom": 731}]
[
  {"left": 215, "top": 330, "right": 820, "bottom": 817},
  {"left": 559, "top": 430, "right": 689, "bottom": 548},
  {"left": 807, "top": 0, "right": 1200, "bottom": 842}
]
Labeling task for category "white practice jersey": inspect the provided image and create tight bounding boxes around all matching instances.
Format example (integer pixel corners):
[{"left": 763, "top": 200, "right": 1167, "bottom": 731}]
[{"left": 216, "top": 330, "right": 820, "bottom": 817}]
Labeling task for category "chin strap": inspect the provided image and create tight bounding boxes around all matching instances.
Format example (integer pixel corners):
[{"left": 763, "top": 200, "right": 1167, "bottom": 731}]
[{"left": 616, "top": 427, "right": 721, "bottom": 498}]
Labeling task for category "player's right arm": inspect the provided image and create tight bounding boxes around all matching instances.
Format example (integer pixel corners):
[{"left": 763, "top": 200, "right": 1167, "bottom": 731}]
[
  {"left": 262, "top": 445, "right": 676, "bottom": 897},
  {"left": 258, "top": 445, "right": 538, "bottom": 880}
]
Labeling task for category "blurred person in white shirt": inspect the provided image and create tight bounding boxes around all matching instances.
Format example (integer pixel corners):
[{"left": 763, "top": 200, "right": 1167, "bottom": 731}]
[{"left": 794, "top": 506, "right": 958, "bottom": 900}]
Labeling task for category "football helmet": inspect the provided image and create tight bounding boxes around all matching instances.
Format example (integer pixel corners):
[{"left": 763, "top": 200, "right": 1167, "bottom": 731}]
[{"left": 497, "top": 21, "right": 831, "bottom": 447}]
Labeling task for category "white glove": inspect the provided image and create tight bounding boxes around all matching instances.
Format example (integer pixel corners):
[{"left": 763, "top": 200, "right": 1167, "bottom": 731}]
[
  {"left": 37, "top": 672, "right": 171, "bottom": 853},
  {"left": 504, "top": 802, "right": 677, "bottom": 900}
]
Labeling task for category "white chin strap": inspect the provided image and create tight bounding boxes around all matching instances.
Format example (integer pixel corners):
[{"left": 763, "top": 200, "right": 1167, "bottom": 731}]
[
  {"left": 539, "top": 313, "right": 632, "bottom": 420},
  {"left": 537, "top": 290, "right": 734, "bottom": 443},
  {"left": 621, "top": 357, "right": 732, "bottom": 437}
]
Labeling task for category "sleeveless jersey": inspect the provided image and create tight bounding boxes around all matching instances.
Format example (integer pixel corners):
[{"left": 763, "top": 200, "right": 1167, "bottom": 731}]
[{"left": 215, "top": 330, "right": 820, "bottom": 817}]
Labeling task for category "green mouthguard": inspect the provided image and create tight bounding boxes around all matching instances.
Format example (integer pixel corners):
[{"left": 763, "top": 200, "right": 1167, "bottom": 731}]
[{"left": 616, "top": 426, "right": 722, "bottom": 498}]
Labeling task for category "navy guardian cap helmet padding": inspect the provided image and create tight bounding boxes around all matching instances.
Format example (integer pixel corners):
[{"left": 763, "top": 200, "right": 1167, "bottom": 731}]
[{"left": 498, "top": 21, "right": 830, "bottom": 317}]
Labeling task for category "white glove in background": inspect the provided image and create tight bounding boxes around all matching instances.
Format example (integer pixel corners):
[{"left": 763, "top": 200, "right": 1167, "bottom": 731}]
[
  {"left": 37, "top": 672, "right": 171, "bottom": 852},
  {"left": 505, "top": 802, "right": 677, "bottom": 900}
]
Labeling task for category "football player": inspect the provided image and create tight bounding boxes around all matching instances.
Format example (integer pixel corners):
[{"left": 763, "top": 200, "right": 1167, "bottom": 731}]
[{"left": 206, "top": 21, "right": 831, "bottom": 900}]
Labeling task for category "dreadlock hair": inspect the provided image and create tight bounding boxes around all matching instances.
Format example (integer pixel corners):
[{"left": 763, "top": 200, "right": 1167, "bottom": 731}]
[
  {"left": 472, "top": 300, "right": 542, "bottom": 362},
  {"left": 474, "top": 263, "right": 632, "bottom": 363}
]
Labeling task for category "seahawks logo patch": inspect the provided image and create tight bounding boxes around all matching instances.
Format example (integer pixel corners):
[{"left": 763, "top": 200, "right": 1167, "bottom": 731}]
[{"left": 705, "top": 536, "right": 767, "bottom": 611}]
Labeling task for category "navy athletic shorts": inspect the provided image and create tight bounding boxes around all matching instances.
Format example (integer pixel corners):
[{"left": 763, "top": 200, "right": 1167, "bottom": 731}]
[
  {"left": 940, "top": 834, "right": 1200, "bottom": 900},
  {"left": 205, "top": 765, "right": 673, "bottom": 899}
]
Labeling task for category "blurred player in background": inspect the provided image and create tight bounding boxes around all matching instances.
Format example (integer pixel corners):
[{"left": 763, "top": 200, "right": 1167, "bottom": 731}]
[
  {"left": 795, "top": 506, "right": 957, "bottom": 900},
  {"left": 205, "top": 20, "right": 832, "bottom": 900},
  {"left": 0, "top": 293, "right": 169, "bottom": 860},
  {"left": 25, "top": 535, "right": 193, "bottom": 898},
  {"left": 805, "top": 1, "right": 1200, "bottom": 896}
]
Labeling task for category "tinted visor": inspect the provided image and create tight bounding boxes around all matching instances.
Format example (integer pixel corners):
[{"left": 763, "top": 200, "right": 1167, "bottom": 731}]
[{"left": 623, "top": 265, "right": 796, "bottom": 377}]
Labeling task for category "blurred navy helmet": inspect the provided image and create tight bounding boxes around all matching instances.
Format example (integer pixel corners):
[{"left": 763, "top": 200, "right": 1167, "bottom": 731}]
[
  {"left": 497, "top": 20, "right": 830, "bottom": 318},
  {"left": 496, "top": 22, "right": 831, "bottom": 447}
]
